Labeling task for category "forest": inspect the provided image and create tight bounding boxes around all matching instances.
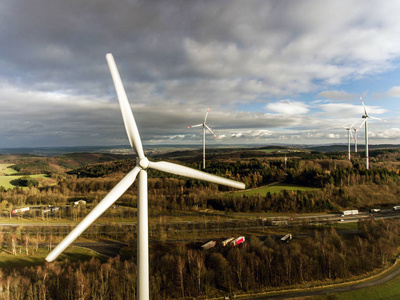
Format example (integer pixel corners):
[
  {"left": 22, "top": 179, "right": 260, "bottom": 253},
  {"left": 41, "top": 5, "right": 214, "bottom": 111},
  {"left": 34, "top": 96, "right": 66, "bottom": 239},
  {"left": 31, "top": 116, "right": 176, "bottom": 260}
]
[
  {"left": 0, "top": 147, "right": 400, "bottom": 299},
  {"left": 0, "top": 218, "right": 399, "bottom": 299},
  {"left": 1, "top": 148, "right": 400, "bottom": 216}
]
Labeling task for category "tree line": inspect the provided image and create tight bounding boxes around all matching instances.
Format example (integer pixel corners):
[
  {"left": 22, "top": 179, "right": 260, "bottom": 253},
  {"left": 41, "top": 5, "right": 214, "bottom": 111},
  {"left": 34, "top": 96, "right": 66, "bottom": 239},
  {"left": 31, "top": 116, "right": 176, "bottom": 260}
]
[
  {"left": 0, "top": 218, "right": 399, "bottom": 299},
  {"left": 1, "top": 150, "right": 400, "bottom": 216}
]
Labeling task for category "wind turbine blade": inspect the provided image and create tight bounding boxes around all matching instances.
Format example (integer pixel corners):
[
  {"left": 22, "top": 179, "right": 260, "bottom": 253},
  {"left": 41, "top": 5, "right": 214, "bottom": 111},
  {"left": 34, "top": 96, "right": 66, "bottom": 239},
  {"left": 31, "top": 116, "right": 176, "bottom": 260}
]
[
  {"left": 205, "top": 124, "right": 217, "bottom": 138},
  {"left": 148, "top": 161, "right": 245, "bottom": 189},
  {"left": 360, "top": 96, "right": 368, "bottom": 116},
  {"left": 350, "top": 121, "right": 358, "bottom": 128},
  {"left": 187, "top": 124, "right": 203, "bottom": 129},
  {"left": 46, "top": 166, "right": 141, "bottom": 262},
  {"left": 106, "top": 53, "right": 145, "bottom": 159},
  {"left": 369, "top": 115, "right": 387, "bottom": 122},
  {"left": 358, "top": 119, "right": 367, "bottom": 130},
  {"left": 204, "top": 107, "right": 210, "bottom": 123}
]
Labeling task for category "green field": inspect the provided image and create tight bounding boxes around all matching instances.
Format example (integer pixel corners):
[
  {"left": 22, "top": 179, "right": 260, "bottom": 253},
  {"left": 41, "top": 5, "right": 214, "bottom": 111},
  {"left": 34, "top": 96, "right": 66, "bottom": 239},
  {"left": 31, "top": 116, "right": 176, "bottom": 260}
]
[
  {"left": 0, "top": 174, "right": 48, "bottom": 189},
  {"left": 0, "top": 164, "right": 18, "bottom": 175},
  {"left": 334, "top": 274, "right": 400, "bottom": 300},
  {"left": 234, "top": 183, "right": 320, "bottom": 197}
]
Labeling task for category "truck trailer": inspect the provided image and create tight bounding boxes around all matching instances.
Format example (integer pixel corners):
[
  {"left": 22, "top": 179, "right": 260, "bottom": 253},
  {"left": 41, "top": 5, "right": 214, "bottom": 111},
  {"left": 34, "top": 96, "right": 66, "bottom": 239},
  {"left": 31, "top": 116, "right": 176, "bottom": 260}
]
[
  {"left": 341, "top": 210, "right": 358, "bottom": 216},
  {"left": 11, "top": 207, "right": 30, "bottom": 214},
  {"left": 281, "top": 234, "right": 292, "bottom": 243},
  {"left": 201, "top": 240, "right": 216, "bottom": 250},
  {"left": 222, "top": 237, "right": 234, "bottom": 247},
  {"left": 232, "top": 236, "right": 245, "bottom": 246}
]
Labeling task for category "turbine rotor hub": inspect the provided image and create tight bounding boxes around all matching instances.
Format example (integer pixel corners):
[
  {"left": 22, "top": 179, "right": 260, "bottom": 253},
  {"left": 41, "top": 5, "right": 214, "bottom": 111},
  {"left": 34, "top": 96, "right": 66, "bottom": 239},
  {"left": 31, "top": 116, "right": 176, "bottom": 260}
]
[{"left": 138, "top": 157, "right": 150, "bottom": 169}]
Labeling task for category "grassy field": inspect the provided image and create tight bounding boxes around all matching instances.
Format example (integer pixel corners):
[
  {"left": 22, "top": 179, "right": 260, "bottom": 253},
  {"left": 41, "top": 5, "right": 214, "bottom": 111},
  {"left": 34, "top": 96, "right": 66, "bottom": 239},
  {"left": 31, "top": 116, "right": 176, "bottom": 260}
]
[
  {"left": 0, "top": 164, "right": 18, "bottom": 175},
  {"left": 0, "top": 174, "right": 48, "bottom": 189},
  {"left": 0, "top": 163, "right": 51, "bottom": 189},
  {"left": 0, "top": 246, "right": 107, "bottom": 268},
  {"left": 332, "top": 274, "right": 400, "bottom": 300},
  {"left": 233, "top": 183, "right": 320, "bottom": 197}
]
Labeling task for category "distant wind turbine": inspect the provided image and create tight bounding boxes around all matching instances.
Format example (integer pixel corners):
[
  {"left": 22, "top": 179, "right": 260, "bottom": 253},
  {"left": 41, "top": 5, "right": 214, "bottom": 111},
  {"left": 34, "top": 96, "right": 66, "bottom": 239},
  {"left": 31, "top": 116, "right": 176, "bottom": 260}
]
[
  {"left": 45, "top": 53, "right": 245, "bottom": 300},
  {"left": 340, "top": 122, "right": 357, "bottom": 160},
  {"left": 359, "top": 96, "right": 387, "bottom": 169},
  {"left": 187, "top": 107, "right": 217, "bottom": 169},
  {"left": 351, "top": 123, "right": 360, "bottom": 153}
]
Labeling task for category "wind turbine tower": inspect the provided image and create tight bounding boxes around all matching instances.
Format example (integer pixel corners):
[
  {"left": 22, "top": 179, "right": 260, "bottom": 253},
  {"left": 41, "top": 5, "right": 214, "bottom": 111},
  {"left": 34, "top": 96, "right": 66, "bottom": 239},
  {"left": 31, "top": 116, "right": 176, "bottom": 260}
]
[
  {"left": 45, "top": 54, "right": 245, "bottom": 300},
  {"left": 352, "top": 124, "right": 359, "bottom": 153},
  {"left": 187, "top": 108, "right": 217, "bottom": 169},
  {"left": 359, "top": 96, "right": 386, "bottom": 170},
  {"left": 346, "top": 126, "right": 351, "bottom": 160},
  {"left": 284, "top": 154, "right": 287, "bottom": 170},
  {"left": 341, "top": 122, "right": 356, "bottom": 160}
]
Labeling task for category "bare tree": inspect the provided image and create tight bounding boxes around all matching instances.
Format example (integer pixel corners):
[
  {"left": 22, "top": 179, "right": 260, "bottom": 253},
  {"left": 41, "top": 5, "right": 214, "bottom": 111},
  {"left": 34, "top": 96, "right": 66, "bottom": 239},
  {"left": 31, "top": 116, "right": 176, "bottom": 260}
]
[
  {"left": 25, "top": 234, "right": 29, "bottom": 255},
  {"left": 176, "top": 256, "right": 186, "bottom": 298},
  {"left": 11, "top": 236, "right": 17, "bottom": 256}
]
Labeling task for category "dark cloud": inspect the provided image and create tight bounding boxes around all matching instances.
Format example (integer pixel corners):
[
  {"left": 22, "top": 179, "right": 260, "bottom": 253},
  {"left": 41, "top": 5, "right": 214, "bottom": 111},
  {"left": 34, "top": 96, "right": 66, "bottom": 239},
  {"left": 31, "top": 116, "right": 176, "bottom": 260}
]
[{"left": 0, "top": 0, "right": 399, "bottom": 147}]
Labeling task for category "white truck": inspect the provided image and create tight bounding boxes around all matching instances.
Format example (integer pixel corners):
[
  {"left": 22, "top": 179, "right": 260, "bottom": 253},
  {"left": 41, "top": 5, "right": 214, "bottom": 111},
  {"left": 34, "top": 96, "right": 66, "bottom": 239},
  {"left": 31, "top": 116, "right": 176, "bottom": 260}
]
[
  {"left": 11, "top": 207, "right": 30, "bottom": 215},
  {"left": 393, "top": 206, "right": 400, "bottom": 211},
  {"left": 222, "top": 237, "right": 234, "bottom": 247},
  {"left": 201, "top": 240, "right": 216, "bottom": 250},
  {"left": 281, "top": 234, "right": 292, "bottom": 243},
  {"left": 232, "top": 236, "right": 245, "bottom": 246},
  {"left": 341, "top": 210, "right": 358, "bottom": 217}
]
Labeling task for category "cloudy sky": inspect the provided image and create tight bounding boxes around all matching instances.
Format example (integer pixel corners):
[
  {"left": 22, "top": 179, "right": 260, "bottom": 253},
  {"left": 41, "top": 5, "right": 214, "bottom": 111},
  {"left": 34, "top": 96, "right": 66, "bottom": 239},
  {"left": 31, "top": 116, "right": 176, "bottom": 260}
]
[{"left": 1, "top": 0, "right": 400, "bottom": 149}]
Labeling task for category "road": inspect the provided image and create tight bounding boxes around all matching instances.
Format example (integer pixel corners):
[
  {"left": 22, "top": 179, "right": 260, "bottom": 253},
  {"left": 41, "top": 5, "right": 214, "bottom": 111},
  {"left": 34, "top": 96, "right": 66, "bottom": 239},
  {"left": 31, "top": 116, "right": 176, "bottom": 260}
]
[
  {"left": 240, "top": 260, "right": 400, "bottom": 299},
  {"left": 75, "top": 241, "right": 127, "bottom": 257}
]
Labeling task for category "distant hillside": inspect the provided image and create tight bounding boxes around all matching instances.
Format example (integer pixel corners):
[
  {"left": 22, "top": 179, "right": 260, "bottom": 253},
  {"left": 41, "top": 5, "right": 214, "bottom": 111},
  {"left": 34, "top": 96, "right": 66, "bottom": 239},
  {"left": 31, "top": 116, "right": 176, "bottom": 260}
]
[
  {"left": 1, "top": 143, "right": 399, "bottom": 160},
  {"left": 0, "top": 145, "right": 136, "bottom": 156},
  {"left": 306, "top": 144, "right": 400, "bottom": 153},
  {"left": 0, "top": 152, "right": 137, "bottom": 175},
  {"left": 56, "top": 153, "right": 136, "bottom": 169}
]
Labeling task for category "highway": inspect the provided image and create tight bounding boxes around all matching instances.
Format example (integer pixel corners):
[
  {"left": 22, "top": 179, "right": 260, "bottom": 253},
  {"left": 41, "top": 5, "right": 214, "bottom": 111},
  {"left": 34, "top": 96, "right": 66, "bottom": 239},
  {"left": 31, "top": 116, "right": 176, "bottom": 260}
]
[{"left": 3, "top": 208, "right": 400, "bottom": 232}]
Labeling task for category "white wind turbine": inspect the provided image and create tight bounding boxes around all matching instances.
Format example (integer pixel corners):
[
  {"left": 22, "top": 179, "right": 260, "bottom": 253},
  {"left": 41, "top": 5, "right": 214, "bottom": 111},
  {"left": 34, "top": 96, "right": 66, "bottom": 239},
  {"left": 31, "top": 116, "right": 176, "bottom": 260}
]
[
  {"left": 359, "top": 96, "right": 387, "bottom": 169},
  {"left": 187, "top": 107, "right": 217, "bottom": 169},
  {"left": 45, "top": 53, "right": 245, "bottom": 300},
  {"left": 340, "top": 122, "right": 356, "bottom": 160},
  {"left": 351, "top": 122, "right": 361, "bottom": 153}
]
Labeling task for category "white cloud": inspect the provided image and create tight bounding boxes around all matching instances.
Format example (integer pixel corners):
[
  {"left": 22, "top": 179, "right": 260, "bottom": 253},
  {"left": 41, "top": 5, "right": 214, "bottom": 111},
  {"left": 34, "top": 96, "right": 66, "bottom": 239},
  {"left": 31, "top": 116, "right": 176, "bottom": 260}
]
[
  {"left": 317, "top": 90, "right": 355, "bottom": 101},
  {"left": 386, "top": 86, "right": 400, "bottom": 98},
  {"left": 318, "top": 103, "right": 361, "bottom": 118},
  {"left": 369, "top": 128, "right": 400, "bottom": 139},
  {"left": 327, "top": 133, "right": 341, "bottom": 139},
  {"left": 266, "top": 100, "right": 309, "bottom": 115}
]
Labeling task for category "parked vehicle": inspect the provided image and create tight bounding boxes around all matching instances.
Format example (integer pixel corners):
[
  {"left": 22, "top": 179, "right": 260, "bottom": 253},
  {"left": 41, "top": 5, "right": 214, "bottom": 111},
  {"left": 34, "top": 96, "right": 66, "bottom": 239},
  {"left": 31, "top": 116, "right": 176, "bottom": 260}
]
[
  {"left": 11, "top": 207, "right": 30, "bottom": 214},
  {"left": 201, "top": 240, "right": 216, "bottom": 250},
  {"left": 232, "top": 236, "right": 245, "bottom": 246},
  {"left": 341, "top": 209, "right": 358, "bottom": 217},
  {"left": 222, "top": 237, "right": 234, "bottom": 247},
  {"left": 281, "top": 234, "right": 292, "bottom": 243}
]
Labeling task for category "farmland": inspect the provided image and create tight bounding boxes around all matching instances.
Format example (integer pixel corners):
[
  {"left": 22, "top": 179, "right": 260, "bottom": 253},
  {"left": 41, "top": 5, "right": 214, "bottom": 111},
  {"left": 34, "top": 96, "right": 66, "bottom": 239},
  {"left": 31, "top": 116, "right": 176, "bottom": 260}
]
[
  {"left": 233, "top": 182, "right": 320, "bottom": 197},
  {"left": 0, "top": 163, "right": 48, "bottom": 189},
  {"left": 0, "top": 163, "right": 18, "bottom": 175}
]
